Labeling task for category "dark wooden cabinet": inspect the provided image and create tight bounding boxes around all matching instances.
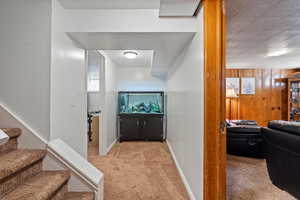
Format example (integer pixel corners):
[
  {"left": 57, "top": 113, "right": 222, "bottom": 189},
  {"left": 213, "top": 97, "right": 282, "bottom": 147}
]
[
  {"left": 119, "top": 116, "right": 141, "bottom": 141},
  {"left": 288, "top": 79, "right": 300, "bottom": 121},
  {"left": 119, "top": 114, "right": 164, "bottom": 142}
]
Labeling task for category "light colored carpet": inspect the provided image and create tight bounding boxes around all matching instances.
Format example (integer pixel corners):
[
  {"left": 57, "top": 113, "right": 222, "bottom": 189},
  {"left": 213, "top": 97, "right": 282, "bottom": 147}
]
[
  {"left": 88, "top": 142, "right": 189, "bottom": 200},
  {"left": 227, "top": 155, "right": 296, "bottom": 200}
]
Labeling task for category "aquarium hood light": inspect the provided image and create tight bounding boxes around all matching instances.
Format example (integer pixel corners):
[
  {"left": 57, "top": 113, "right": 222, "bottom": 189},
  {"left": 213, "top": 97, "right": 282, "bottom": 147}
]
[{"left": 123, "top": 51, "right": 138, "bottom": 59}]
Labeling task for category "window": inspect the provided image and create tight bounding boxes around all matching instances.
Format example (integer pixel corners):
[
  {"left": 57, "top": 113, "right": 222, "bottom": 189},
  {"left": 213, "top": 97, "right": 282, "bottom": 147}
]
[
  {"left": 87, "top": 51, "right": 102, "bottom": 92},
  {"left": 87, "top": 78, "right": 100, "bottom": 92}
]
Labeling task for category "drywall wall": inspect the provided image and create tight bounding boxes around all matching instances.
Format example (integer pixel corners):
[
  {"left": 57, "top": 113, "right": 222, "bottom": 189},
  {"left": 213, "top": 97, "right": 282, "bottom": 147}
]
[
  {"left": 88, "top": 93, "right": 101, "bottom": 112},
  {"left": 100, "top": 52, "right": 118, "bottom": 154},
  {"left": 87, "top": 51, "right": 104, "bottom": 112},
  {"left": 166, "top": 9, "right": 204, "bottom": 200},
  {"left": 50, "top": 0, "right": 87, "bottom": 157},
  {"left": 116, "top": 66, "right": 166, "bottom": 91},
  {"left": 0, "top": 105, "right": 47, "bottom": 149},
  {"left": 0, "top": 0, "right": 51, "bottom": 142}
]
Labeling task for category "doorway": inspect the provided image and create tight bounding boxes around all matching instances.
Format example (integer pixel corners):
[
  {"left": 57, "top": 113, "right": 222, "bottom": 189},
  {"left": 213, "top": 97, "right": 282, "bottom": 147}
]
[
  {"left": 224, "top": 0, "right": 300, "bottom": 199},
  {"left": 87, "top": 50, "right": 106, "bottom": 156}
]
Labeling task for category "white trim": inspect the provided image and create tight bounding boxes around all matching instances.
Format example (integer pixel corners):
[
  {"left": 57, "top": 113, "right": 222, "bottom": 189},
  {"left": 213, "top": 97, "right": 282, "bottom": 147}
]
[
  {"left": 106, "top": 139, "right": 117, "bottom": 154},
  {"left": 48, "top": 139, "right": 104, "bottom": 200},
  {"left": 48, "top": 139, "right": 103, "bottom": 186},
  {"left": 0, "top": 102, "right": 48, "bottom": 145},
  {"left": 48, "top": 148, "right": 98, "bottom": 189},
  {"left": 166, "top": 140, "right": 196, "bottom": 200}
]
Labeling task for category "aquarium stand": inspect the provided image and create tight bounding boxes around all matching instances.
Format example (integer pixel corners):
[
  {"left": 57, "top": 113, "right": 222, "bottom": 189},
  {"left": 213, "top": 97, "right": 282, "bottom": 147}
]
[{"left": 119, "top": 114, "right": 164, "bottom": 142}]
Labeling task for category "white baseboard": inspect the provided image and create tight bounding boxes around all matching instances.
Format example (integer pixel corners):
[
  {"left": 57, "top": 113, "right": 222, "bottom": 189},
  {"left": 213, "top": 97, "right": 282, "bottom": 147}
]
[
  {"left": 166, "top": 140, "right": 196, "bottom": 200},
  {"left": 106, "top": 139, "right": 117, "bottom": 155}
]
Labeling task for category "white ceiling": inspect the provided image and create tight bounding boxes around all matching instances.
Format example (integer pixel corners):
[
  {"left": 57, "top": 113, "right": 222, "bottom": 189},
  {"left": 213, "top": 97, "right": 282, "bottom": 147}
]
[
  {"left": 68, "top": 32, "right": 195, "bottom": 78},
  {"left": 58, "top": 0, "right": 201, "bottom": 16},
  {"left": 227, "top": 0, "right": 300, "bottom": 69},
  {"left": 102, "top": 50, "right": 153, "bottom": 68},
  {"left": 58, "top": 0, "right": 160, "bottom": 9},
  {"left": 159, "top": 0, "right": 201, "bottom": 16}
]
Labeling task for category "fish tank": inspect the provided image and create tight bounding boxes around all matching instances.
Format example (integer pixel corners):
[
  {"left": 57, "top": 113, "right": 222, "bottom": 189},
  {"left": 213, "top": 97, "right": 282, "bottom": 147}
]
[{"left": 118, "top": 91, "right": 164, "bottom": 115}]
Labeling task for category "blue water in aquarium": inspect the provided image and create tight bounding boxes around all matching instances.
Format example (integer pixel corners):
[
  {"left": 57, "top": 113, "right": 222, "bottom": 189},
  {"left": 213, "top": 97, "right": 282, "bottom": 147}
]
[{"left": 119, "top": 92, "right": 163, "bottom": 114}]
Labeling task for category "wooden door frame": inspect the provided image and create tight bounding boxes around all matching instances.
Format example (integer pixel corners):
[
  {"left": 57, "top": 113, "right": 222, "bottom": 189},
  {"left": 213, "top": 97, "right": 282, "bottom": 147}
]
[{"left": 203, "top": 0, "right": 227, "bottom": 199}]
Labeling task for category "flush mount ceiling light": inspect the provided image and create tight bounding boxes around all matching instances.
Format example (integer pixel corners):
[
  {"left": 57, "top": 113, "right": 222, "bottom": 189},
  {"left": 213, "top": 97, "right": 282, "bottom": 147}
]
[
  {"left": 265, "top": 48, "right": 292, "bottom": 57},
  {"left": 123, "top": 51, "right": 138, "bottom": 59}
]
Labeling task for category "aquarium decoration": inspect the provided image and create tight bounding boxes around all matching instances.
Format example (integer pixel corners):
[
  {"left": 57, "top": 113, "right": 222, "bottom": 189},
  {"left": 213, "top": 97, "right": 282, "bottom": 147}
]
[{"left": 119, "top": 92, "right": 164, "bottom": 114}]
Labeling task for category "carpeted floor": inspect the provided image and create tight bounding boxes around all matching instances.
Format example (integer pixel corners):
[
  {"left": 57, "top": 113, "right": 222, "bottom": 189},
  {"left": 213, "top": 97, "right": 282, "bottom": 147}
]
[
  {"left": 88, "top": 142, "right": 189, "bottom": 200},
  {"left": 227, "top": 155, "right": 296, "bottom": 200}
]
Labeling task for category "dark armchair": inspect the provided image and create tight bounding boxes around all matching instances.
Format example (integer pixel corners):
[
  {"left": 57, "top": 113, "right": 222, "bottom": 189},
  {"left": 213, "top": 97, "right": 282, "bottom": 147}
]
[{"left": 227, "top": 120, "right": 263, "bottom": 158}]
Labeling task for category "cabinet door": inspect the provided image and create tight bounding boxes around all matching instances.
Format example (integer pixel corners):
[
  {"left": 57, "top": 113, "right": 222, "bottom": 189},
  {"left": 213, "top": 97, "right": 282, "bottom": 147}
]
[
  {"left": 141, "top": 117, "right": 164, "bottom": 141},
  {"left": 120, "top": 117, "right": 140, "bottom": 141}
]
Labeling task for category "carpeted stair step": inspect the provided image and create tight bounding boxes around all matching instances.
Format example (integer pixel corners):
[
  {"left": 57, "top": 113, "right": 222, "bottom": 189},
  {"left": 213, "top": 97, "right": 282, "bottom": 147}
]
[
  {"left": 2, "top": 171, "right": 70, "bottom": 200},
  {"left": 0, "top": 149, "right": 46, "bottom": 196},
  {"left": 64, "top": 192, "right": 95, "bottom": 200},
  {"left": 0, "top": 128, "right": 22, "bottom": 154},
  {"left": 1, "top": 128, "right": 22, "bottom": 138},
  {"left": 0, "top": 149, "right": 46, "bottom": 180}
]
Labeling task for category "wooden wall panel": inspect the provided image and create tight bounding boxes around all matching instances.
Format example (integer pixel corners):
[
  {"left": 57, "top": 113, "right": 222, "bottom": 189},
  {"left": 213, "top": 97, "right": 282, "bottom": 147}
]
[
  {"left": 226, "top": 68, "right": 298, "bottom": 126},
  {"left": 226, "top": 98, "right": 239, "bottom": 119},
  {"left": 261, "top": 69, "right": 272, "bottom": 126},
  {"left": 239, "top": 70, "right": 263, "bottom": 124}
]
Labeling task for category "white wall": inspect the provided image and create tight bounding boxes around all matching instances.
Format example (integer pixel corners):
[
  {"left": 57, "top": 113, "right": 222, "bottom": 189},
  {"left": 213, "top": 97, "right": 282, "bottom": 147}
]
[
  {"left": 166, "top": 9, "right": 204, "bottom": 200},
  {"left": 87, "top": 93, "right": 101, "bottom": 112},
  {"left": 0, "top": 0, "right": 51, "bottom": 142},
  {"left": 116, "top": 66, "right": 165, "bottom": 91},
  {"left": 87, "top": 51, "right": 104, "bottom": 112},
  {"left": 100, "top": 52, "right": 118, "bottom": 154},
  {"left": 0, "top": 105, "right": 47, "bottom": 150},
  {"left": 50, "top": 0, "right": 87, "bottom": 157}
]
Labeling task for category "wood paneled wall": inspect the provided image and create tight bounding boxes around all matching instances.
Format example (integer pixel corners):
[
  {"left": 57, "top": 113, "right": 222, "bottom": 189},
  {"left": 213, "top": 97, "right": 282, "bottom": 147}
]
[{"left": 226, "top": 68, "right": 298, "bottom": 126}]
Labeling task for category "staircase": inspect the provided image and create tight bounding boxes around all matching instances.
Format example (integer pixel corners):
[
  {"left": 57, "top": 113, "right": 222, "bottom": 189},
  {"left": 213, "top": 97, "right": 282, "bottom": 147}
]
[{"left": 0, "top": 128, "right": 94, "bottom": 200}]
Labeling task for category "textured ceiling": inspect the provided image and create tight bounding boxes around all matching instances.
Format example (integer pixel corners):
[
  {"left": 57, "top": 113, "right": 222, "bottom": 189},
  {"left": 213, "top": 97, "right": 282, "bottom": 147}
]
[
  {"left": 227, "top": 0, "right": 300, "bottom": 69},
  {"left": 103, "top": 50, "right": 153, "bottom": 68}
]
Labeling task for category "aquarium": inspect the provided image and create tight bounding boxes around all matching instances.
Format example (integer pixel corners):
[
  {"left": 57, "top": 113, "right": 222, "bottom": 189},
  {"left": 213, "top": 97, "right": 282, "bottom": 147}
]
[{"left": 118, "top": 91, "right": 164, "bottom": 114}]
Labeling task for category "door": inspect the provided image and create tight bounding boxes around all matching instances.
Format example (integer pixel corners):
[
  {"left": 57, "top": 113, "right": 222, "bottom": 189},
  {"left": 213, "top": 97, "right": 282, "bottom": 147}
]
[
  {"left": 270, "top": 69, "right": 284, "bottom": 121},
  {"left": 142, "top": 116, "right": 164, "bottom": 141},
  {"left": 119, "top": 116, "right": 140, "bottom": 141}
]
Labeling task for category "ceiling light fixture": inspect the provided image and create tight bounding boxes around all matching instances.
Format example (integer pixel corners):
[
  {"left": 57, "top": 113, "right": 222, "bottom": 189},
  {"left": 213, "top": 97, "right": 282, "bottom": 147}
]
[
  {"left": 265, "top": 48, "right": 291, "bottom": 57},
  {"left": 123, "top": 51, "right": 138, "bottom": 59}
]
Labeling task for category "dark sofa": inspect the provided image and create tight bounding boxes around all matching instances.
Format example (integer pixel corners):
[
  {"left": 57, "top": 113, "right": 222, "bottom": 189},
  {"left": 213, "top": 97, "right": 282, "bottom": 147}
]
[
  {"left": 227, "top": 120, "right": 263, "bottom": 158},
  {"left": 262, "top": 120, "right": 300, "bottom": 199}
]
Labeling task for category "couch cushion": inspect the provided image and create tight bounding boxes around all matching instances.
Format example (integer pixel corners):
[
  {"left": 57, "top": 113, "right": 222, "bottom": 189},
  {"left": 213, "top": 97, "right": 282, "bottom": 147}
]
[
  {"left": 268, "top": 120, "right": 300, "bottom": 136},
  {"left": 227, "top": 126, "right": 261, "bottom": 133}
]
